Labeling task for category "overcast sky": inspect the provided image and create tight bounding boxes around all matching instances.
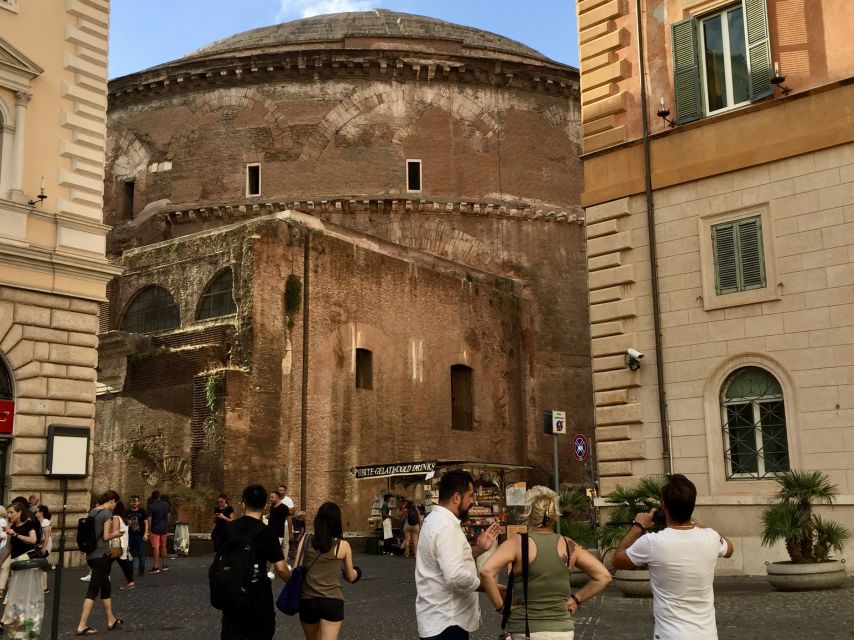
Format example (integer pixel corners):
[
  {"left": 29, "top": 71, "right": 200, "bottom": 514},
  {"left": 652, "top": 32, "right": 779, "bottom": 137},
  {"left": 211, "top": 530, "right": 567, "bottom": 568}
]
[{"left": 108, "top": 0, "right": 579, "bottom": 78}]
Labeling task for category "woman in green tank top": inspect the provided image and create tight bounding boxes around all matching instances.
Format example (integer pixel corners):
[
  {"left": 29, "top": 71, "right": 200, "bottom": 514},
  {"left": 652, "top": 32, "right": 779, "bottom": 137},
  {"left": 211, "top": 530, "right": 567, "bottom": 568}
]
[{"left": 480, "top": 486, "right": 612, "bottom": 639}]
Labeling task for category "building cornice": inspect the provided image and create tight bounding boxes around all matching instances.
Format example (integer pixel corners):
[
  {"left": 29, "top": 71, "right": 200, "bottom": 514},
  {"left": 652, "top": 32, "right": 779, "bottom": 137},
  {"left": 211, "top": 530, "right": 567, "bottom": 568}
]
[{"left": 108, "top": 48, "right": 579, "bottom": 108}]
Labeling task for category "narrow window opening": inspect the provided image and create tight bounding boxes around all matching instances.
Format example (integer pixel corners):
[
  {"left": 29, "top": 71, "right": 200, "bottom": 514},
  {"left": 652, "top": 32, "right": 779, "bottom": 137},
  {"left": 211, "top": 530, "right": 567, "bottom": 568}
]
[
  {"left": 451, "top": 364, "right": 473, "bottom": 431},
  {"left": 122, "top": 180, "right": 135, "bottom": 219},
  {"left": 406, "top": 159, "right": 422, "bottom": 193},
  {"left": 355, "top": 348, "right": 373, "bottom": 390},
  {"left": 247, "top": 164, "right": 261, "bottom": 197}
]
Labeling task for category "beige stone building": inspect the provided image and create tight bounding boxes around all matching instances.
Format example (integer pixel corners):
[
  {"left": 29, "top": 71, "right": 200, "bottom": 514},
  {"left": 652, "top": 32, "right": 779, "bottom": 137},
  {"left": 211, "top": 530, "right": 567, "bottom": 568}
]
[
  {"left": 576, "top": 0, "right": 854, "bottom": 574},
  {"left": 0, "top": 0, "right": 118, "bottom": 532}
]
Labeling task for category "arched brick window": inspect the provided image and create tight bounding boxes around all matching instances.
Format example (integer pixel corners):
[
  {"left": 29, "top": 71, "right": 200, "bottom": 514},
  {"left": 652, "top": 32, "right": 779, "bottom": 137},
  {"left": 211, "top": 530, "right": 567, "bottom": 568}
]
[
  {"left": 197, "top": 269, "right": 237, "bottom": 320},
  {"left": 721, "top": 366, "right": 790, "bottom": 478},
  {"left": 120, "top": 285, "right": 180, "bottom": 334}
]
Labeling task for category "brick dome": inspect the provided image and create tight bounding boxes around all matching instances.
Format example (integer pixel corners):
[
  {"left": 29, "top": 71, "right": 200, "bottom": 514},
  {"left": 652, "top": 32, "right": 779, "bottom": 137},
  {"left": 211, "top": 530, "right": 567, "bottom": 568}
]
[{"left": 185, "top": 9, "right": 551, "bottom": 63}]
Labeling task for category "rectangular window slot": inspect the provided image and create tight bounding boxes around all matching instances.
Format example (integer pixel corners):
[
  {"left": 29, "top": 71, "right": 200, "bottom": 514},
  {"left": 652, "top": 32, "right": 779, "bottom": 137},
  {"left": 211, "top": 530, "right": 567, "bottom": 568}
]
[
  {"left": 122, "top": 180, "right": 135, "bottom": 219},
  {"left": 451, "top": 364, "right": 474, "bottom": 431},
  {"left": 406, "top": 159, "right": 422, "bottom": 193},
  {"left": 355, "top": 348, "right": 373, "bottom": 390},
  {"left": 247, "top": 164, "right": 261, "bottom": 197}
]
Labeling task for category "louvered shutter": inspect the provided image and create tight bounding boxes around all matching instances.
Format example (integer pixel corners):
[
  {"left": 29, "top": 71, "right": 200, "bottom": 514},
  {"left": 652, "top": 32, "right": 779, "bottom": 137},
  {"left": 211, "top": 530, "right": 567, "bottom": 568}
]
[
  {"left": 744, "top": 0, "right": 772, "bottom": 100},
  {"left": 713, "top": 223, "right": 739, "bottom": 294},
  {"left": 737, "top": 217, "right": 766, "bottom": 289},
  {"left": 671, "top": 18, "right": 703, "bottom": 124}
]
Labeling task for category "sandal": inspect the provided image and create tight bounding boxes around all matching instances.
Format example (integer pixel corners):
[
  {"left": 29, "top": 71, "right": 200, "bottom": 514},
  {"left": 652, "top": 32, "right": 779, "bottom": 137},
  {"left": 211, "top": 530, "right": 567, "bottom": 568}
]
[
  {"left": 107, "top": 619, "right": 124, "bottom": 630},
  {"left": 76, "top": 627, "right": 98, "bottom": 636}
]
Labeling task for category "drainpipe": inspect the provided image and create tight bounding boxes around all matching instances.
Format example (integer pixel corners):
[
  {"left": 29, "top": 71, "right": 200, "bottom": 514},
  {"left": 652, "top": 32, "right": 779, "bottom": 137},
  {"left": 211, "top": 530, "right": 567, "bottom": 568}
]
[
  {"left": 300, "top": 230, "right": 311, "bottom": 510},
  {"left": 635, "top": 0, "right": 673, "bottom": 474}
]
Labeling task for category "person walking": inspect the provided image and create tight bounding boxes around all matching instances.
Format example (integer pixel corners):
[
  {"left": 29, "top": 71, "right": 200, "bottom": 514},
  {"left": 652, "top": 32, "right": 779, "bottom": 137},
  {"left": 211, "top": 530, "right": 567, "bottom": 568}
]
[
  {"left": 415, "top": 470, "right": 500, "bottom": 640},
  {"left": 277, "top": 485, "right": 294, "bottom": 551},
  {"left": 147, "top": 490, "right": 170, "bottom": 573},
  {"left": 480, "top": 486, "right": 612, "bottom": 640},
  {"left": 268, "top": 491, "right": 289, "bottom": 559},
  {"left": 296, "top": 502, "right": 362, "bottom": 640},
  {"left": 35, "top": 505, "right": 52, "bottom": 593},
  {"left": 402, "top": 500, "right": 421, "bottom": 558},
  {"left": 212, "top": 494, "right": 235, "bottom": 553},
  {"left": 613, "top": 474, "right": 734, "bottom": 640},
  {"left": 75, "top": 490, "right": 124, "bottom": 636},
  {"left": 125, "top": 496, "right": 148, "bottom": 577},
  {"left": 0, "top": 506, "right": 9, "bottom": 599},
  {"left": 112, "top": 501, "right": 135, "bottom": 590},
  {"left": 217, "top": 484, "right": 291, "bottom": 640}
]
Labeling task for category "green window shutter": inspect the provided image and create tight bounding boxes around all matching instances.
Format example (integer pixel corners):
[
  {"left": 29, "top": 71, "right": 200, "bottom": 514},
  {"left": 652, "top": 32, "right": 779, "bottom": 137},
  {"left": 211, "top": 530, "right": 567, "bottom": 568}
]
[
  {"left": 744, "top": 0, "right": 772, "bottom": 100},
  {"left": 713, "top": 222, "right": 739, "bottom": 294},
  {"left": 671, "top": 18, "right": 703, "bottom": 124},
  {"left": 736, "top": 217, "right": 766, "bottom": 289}
]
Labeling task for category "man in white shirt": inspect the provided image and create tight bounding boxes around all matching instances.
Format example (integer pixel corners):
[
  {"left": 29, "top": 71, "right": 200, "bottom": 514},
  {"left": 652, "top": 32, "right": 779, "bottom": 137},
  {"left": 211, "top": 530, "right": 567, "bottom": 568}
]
[
  {"left": 277, "top": 484, "right": 295, "bottom": 555},
  {"left": 613, "top": 473, "right": 735, "bottom": 640},
  {"left": 415, "top": 470, "right": 500, "bottom": 640}
]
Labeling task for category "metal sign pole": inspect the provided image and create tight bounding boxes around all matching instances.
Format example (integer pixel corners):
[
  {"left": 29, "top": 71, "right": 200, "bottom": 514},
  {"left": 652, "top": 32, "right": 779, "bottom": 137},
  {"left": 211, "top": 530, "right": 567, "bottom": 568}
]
[
  {"left": 49, "top": 477, "right": 68, "bottom": 640},
  {"left": 553, "top": 435, "right": 560, "bottom": 533}
]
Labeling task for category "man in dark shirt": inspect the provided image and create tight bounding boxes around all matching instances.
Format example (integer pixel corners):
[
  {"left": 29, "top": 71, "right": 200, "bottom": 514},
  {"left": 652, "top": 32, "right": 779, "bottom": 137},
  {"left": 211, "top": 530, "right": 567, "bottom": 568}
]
[
  {"left": 147, "top": 490, "right": 171, "bottom": 573},
  {"left": 267, "top": 491, "right": 289, "bottom": 556},
  {"left": 219, "top": 484, "right": 291, "bottom": 640},
  {"left": 126, "top": 496, "right": 149, "bottom": 576}
]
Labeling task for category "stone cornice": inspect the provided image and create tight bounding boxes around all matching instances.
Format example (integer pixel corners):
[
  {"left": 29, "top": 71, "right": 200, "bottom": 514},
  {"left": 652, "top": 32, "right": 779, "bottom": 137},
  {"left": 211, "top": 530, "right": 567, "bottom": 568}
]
[
  {"left": 159, "top": 195, "right": 586, "bottom": 228},
  {"left": 0, "top": 243, "right": 123, "bottom": 293},
  {"left": 108, "top": 47, "right": 580, "bottom": 108}
]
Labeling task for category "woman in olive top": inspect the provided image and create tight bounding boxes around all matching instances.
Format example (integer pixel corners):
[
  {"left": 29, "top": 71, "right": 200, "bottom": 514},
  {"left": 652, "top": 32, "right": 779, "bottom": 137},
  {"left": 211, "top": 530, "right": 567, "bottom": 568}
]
[
  {"left": 480, "top": 486, "right": 612, "bottom": 640},
  {"left": 296, "top": 502, "right": 362, "bottom": 640}
]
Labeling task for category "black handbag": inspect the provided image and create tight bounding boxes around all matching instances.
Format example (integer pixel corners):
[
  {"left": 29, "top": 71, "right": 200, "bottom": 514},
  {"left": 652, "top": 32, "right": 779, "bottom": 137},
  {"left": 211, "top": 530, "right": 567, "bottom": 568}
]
[{"left": 499, "top": 533, "right": 530, "bottom": 640}]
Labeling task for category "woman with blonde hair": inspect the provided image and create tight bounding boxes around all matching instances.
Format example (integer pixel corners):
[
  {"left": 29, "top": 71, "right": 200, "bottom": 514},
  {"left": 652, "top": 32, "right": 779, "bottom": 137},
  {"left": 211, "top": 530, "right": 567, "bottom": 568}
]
[{"left": 480, "top": 486, "right": 611, "bottom": 640}]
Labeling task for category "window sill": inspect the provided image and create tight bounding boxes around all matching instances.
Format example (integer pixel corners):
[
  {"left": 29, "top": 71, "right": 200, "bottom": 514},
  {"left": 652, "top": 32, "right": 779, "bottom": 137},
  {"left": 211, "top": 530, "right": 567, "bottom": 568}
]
[{"left": 702, "top": 285, "right": 780, "bottom": 311}]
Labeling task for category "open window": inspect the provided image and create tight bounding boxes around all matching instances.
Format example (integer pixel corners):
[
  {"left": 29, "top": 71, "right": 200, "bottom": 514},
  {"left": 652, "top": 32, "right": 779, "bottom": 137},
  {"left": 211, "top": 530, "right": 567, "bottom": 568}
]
[
  {"left": 355, "top": 348, "right": 373, "bottom": 390},
  {"left": 121, "top": 180, "right": 135, "bottom": 219},
  {"left": 246, "top": 163, "right": 261, "bottom": 197},
  {"left": 671, "top": 0, "right": 771, "bottom": 123},
  {"left": 406, "top": 159, "right": 422, "bottom": 193}
]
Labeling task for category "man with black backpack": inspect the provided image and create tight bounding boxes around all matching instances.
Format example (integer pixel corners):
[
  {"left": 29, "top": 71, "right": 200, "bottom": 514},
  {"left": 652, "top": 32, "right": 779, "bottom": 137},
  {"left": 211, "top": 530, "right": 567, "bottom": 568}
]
[{"left": 210, "top": 484, "right": 291, "bottom": 640}]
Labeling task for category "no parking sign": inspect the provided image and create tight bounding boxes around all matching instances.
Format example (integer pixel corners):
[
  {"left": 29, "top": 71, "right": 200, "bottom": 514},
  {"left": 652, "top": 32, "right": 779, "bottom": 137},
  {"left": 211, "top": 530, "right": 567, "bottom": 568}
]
[{"left": 573, "top": 433, "right": 589, "bottom": 461}]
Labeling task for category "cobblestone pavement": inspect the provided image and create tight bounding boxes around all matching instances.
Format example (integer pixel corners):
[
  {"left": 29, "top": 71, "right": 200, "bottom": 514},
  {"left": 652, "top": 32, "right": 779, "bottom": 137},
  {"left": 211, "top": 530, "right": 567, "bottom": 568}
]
[{"left": 38, "top": 553, "right": 853, "bottom": 639}]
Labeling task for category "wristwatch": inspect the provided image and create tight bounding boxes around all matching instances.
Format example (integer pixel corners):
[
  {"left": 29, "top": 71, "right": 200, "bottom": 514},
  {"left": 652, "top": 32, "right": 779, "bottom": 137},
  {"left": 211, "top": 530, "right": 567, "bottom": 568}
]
[{"left": 631, "top": 520, "right": 647, "bottom": 533}]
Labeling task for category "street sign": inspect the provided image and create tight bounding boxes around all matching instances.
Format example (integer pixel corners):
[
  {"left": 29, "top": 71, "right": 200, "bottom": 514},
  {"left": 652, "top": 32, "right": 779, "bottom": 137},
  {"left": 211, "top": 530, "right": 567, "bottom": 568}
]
[
  {"left": 573, "top": 433, "right": 589, "bottom": 461},
  {"left": 551, "top": 410, "right": 566, "bottom": 435}
]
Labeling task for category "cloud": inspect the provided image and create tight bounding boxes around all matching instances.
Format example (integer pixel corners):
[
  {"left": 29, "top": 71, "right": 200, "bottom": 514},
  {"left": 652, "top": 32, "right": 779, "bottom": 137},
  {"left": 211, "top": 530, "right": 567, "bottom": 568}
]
[{"left": 277, "top": 0, "right": 375, "bottom": 21}]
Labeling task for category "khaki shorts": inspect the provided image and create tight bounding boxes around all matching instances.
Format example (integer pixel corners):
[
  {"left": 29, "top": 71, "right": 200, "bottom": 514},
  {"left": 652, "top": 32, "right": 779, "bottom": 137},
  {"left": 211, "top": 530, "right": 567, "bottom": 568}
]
[{"left": 512, "top": 633, "right": 573, "bottom": 640}]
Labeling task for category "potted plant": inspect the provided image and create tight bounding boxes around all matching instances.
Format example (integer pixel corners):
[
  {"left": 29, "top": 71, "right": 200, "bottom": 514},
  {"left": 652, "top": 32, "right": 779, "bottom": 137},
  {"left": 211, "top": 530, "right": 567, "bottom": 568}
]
[
  {"left": 557, "top": 487, "right": 597, "bottom": 587},
  {"left": 598, "top": 476, "right": 666, "bottom": 597},
  {"left": 761, "top": 470, "right": 850, "bottom": 591}
]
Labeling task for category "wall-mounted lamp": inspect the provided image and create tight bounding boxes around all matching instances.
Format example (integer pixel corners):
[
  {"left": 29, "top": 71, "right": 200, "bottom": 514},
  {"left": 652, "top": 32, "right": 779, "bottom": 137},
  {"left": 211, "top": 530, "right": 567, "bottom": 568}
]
[
  {"left": 771, "top": 61, "right": 792, "bottom": 96},
  {"left": 656, "top": 97, "right": 676, "bottom": 127},
  {"left": 28, "top": 176, "right": 47, "bottom": 207}
]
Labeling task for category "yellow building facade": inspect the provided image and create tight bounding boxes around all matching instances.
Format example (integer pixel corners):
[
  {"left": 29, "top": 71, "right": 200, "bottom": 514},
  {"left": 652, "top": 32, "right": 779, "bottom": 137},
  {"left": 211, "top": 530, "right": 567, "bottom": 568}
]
[
  {"left": 0, "top": 0, "right": 117, "bottom": 528},
  {"left": 577, "top": 0, "right": 854, "bottom": 574}
]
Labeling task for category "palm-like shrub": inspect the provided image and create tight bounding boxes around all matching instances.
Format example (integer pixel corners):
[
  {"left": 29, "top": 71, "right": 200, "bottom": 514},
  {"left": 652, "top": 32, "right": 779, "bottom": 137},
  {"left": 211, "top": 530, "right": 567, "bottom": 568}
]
[
  {"left": 761, "top": 470, "right": 850, "bottom": 563},
  {"left": 557, "top": 487, "right": 595, "bottom": 546},
  {"left": 597, "top": 475, "right": 666, "bottom": 553}
]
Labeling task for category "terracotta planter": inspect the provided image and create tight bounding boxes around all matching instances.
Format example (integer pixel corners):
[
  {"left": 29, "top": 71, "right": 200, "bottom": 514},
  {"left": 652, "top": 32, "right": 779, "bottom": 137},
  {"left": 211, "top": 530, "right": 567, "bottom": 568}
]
[
  {"left": 766, "top": 560, "right": 848, "bottom": 591},
  {"left": 613, "top": 568, "right": 652, "bottom": 598}
]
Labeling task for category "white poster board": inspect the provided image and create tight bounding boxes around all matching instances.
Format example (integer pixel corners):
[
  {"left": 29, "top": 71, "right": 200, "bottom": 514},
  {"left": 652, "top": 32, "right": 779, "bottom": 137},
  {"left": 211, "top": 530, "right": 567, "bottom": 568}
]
[{"left": 46, "top": 424, "right": 90, "bottom": 478}]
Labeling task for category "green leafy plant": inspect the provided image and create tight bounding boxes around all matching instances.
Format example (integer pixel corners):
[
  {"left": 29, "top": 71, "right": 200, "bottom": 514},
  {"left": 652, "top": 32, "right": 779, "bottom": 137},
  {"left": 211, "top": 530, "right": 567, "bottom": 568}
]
[
  {"left": 556, "top": 487, "right": 595, "bottom": 546},
  {"left": 597, "top": 475, "right": 666, "bottom": 553},
  {"left": 761, "top": 470, "right": 850, "bottom": 563}
]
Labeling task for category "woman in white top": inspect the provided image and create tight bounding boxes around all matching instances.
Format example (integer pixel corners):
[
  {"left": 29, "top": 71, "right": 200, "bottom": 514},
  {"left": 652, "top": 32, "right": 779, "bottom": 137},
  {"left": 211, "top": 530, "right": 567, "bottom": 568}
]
[
  {"left": 111, "top": 501, "right": 135, "bottom": 589},
  {"left": 35, "top": 505, "right": 52, "bottom": 593},
  {"left": 0, "top": 505, "right": 8, "bottom": 598}
]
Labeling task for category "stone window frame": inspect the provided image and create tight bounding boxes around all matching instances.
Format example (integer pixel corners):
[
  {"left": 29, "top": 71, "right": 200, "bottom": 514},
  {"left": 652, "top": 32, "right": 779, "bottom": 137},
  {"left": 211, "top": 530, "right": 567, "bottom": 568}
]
[
  {"left": 697, "top": 204, "right": 779, "bottom": 311},
  {"left": 703, "top": 353, "right": 800, "bottom": 496},
  {"left": 406, "top": 159, "right": 422, "bottom": 193}
]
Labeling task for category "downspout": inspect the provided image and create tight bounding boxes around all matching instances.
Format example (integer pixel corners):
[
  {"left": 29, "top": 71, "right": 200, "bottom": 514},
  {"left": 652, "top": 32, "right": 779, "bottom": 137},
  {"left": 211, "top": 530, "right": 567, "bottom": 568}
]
[
  {"left": 635, "top": 0, "right": 673, "bottom": 474},
  {"left": 300, "top": 230, "right": 311, "bottom": 510}
]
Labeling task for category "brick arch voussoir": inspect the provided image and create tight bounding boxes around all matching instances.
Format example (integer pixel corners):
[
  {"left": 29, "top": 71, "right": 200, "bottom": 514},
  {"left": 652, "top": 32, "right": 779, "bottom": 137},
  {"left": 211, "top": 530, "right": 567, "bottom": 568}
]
[{"left": 300, "top": 84, "right": 501, "bottom": 162}]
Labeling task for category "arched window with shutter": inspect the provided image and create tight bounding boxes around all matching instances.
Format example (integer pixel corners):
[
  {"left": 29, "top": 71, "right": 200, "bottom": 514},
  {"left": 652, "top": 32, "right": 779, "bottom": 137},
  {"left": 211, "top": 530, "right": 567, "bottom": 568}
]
[
  {"left": 120, "top": 285, "right": 180, "bottom": 334},
  {"left": 197, "top": 269, "right": 237, "bottom": 320}
]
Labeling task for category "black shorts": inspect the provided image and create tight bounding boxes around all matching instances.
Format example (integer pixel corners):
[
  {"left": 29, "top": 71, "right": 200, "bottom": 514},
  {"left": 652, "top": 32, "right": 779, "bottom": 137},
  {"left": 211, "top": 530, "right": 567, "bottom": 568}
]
[{"left": 298, "top": 597, "right": 344, "bottom": 623}]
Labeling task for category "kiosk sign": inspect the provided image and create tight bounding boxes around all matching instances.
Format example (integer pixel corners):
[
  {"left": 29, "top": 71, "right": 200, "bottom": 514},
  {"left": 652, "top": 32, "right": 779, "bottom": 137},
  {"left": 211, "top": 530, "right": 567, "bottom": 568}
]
[{"left": 350, "top": 460, "right": 436, "bottom": 479}]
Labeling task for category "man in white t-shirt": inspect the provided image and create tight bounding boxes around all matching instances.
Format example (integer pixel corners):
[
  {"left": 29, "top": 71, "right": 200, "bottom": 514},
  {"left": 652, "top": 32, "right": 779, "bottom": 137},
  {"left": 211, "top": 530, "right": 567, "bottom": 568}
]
[
  {"left": 613, "top": 474, "right": 734, "bottom": 640},
  {"left": 277, "top": 484, "right": 295, "bottom": 555}
]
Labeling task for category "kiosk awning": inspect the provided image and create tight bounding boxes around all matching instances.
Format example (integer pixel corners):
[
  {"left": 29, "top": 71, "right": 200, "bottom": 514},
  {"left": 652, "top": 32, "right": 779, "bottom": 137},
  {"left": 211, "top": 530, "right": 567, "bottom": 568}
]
[{"left": 349, "top": 459, "right": 531, "bottom": 479}]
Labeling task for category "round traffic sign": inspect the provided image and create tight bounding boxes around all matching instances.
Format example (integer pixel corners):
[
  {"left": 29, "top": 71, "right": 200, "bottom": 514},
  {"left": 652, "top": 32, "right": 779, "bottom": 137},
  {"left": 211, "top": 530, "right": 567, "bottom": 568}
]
[{"left": 573, "top": 433, "right": 589, "bottom": 461}]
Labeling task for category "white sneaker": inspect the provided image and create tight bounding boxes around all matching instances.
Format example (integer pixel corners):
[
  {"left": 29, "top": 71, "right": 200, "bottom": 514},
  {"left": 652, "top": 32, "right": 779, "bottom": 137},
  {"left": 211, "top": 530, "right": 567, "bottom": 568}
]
[{"left": 80, "top": 573, "right": 91, "bottom": 582}]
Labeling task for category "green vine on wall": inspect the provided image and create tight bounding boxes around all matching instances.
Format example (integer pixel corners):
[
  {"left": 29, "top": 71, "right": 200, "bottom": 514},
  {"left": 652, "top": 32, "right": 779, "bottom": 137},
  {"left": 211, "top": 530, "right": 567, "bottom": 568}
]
[{"left": 203, "top": 373, "right": 225, "bottom": 453}]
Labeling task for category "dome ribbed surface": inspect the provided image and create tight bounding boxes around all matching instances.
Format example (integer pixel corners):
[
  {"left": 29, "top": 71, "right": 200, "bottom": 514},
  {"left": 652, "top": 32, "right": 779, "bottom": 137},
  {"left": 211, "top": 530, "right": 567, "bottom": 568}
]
[{"left": 187, "top": 9, "right": 550, "bottom": 62}]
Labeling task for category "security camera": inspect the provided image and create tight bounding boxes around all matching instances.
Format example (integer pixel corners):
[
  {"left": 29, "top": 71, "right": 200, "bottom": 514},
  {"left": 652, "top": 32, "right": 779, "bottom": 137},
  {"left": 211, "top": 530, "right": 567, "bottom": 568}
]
[{"left": 626, "top": 348, "right": 644, "bottom": 371}]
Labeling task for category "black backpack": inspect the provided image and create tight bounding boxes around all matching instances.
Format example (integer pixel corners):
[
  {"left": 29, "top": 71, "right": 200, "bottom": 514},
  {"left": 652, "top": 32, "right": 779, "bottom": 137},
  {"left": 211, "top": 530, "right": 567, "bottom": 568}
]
[
  {"left": 209, "top": 519, "right": 264, "bottom": 610},
  {"left": 406, "top": 506, "right": 419, "bottom": 526},
  {"left": 76, "top": 515, "right": 97, "bottom": 554}
]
